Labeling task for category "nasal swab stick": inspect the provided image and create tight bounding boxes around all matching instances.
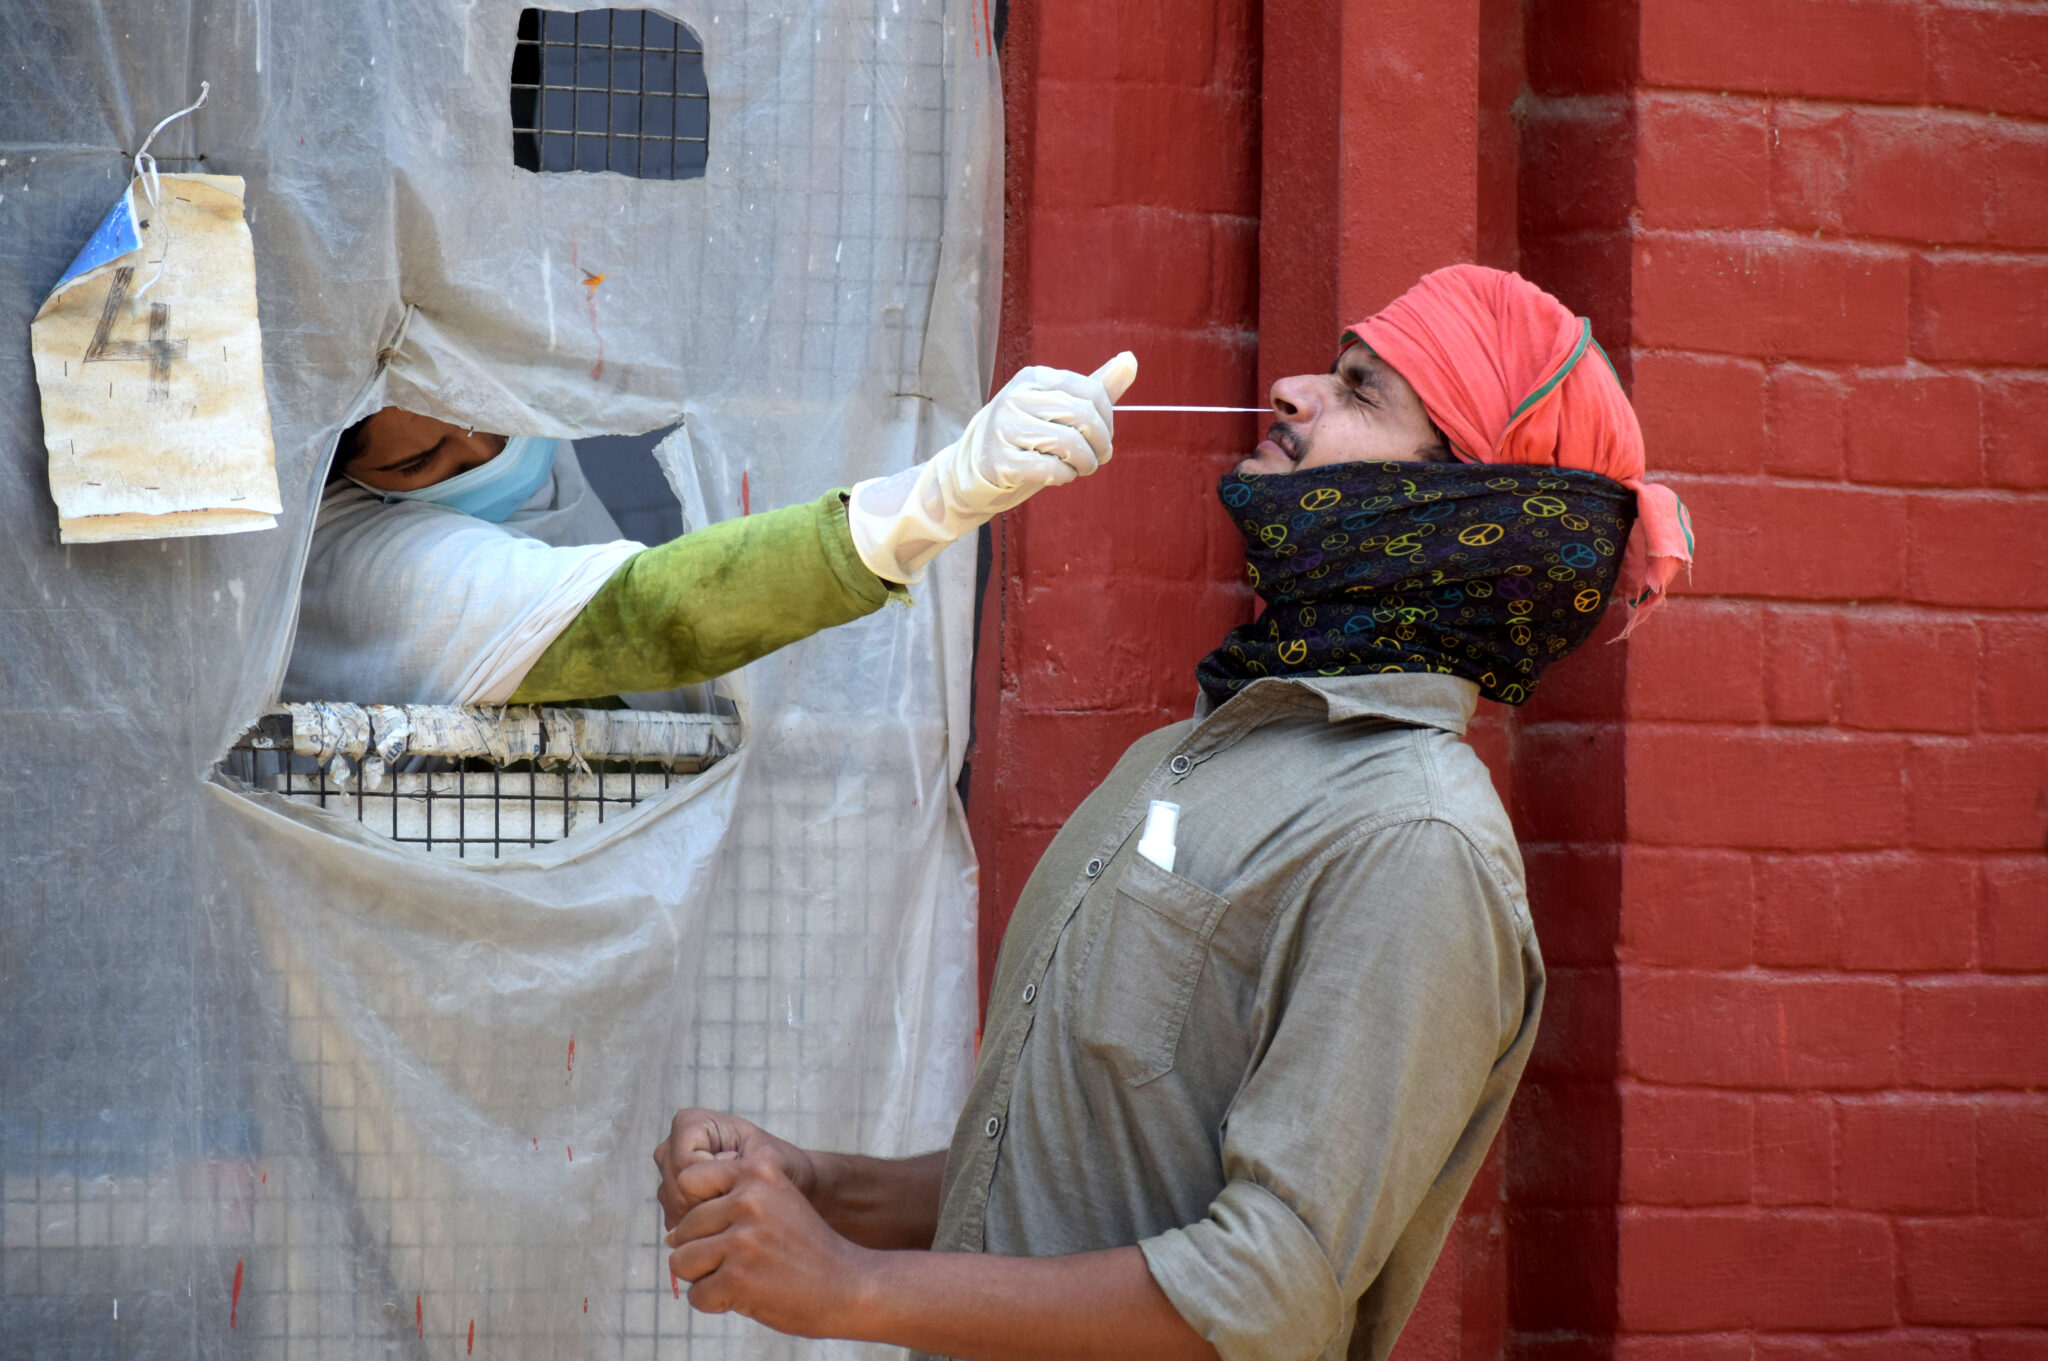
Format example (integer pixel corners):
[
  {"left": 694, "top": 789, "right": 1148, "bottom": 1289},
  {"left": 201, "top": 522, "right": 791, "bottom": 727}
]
[{"left": 1116, "top": 405, "right": 1265, "bottom": 413}]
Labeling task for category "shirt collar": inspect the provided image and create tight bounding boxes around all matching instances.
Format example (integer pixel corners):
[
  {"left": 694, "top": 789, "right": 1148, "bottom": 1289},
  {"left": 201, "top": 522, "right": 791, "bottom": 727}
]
[{"left": 1189, "top": 671, "right": 1479, "bottom": 740}]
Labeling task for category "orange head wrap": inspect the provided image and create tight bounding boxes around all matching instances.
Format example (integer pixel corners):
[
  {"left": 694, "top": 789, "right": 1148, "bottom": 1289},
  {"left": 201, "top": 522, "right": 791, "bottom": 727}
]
[{"left": 1344, "top": 264, "right": 1694, "bottom": 630}]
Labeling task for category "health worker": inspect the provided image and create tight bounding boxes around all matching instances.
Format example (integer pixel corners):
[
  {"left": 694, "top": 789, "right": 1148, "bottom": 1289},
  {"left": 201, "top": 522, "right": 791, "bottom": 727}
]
[{"left": 283, "top": 355, "right": 1136, "bottom": 707}]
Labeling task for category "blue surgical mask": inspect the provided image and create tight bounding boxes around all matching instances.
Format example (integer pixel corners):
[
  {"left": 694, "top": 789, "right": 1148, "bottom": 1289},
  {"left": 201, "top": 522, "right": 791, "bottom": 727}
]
[{"left": 351, "top": 435, "right": 560, "bottom": 523}]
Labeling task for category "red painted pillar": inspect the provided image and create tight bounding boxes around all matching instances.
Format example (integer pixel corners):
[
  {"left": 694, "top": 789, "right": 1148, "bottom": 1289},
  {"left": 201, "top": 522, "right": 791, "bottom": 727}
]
[
  {"left": 971, "top": 0, "right": 1263, "bottom": 995},
  {"left": 1259, "top": 0, "right": 1521, "bottom": 391}
]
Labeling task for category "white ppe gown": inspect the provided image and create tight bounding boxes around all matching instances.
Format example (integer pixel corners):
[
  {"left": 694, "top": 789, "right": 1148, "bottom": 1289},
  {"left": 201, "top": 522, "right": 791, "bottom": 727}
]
[{"left": 283, "top": 442, "right": 643, "bottom": 706}]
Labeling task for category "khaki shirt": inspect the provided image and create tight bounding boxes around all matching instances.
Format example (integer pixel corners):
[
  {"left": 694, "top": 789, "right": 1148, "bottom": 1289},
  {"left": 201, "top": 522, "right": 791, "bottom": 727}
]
[{"left": 926, "top": 673, "right": 1543, "bottom": 1361}]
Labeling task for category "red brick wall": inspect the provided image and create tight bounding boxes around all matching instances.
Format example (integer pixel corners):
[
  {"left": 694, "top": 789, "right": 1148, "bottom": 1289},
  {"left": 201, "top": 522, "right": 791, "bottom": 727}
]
[
  {"left": 1569, "top": 1, "right": 2048, "bottom": 1355},
  {"left": 972, "top": 0, "right": 2047, "bottom": 1355}
]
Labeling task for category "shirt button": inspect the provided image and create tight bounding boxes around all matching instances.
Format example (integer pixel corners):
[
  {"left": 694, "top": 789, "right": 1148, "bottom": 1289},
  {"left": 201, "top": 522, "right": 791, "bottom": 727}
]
[
  {"left": 1169, "top": 754, "right": 1192, "bottom": 775},
  {"left": 984, "top": 1116, "right": 1001, "bottom": 1138},
  {"left": 1085, "top": 857, "right": 1103, "bottom": 878},
  {"left": 1022, "top": 982, "right": 1036, "bottom": 1004}
]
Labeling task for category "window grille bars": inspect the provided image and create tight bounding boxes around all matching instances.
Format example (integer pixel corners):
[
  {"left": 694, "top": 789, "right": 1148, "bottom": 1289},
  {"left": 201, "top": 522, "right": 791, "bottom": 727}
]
[{"left": 511, "top": 8, "right": 709, "bottom": 179}]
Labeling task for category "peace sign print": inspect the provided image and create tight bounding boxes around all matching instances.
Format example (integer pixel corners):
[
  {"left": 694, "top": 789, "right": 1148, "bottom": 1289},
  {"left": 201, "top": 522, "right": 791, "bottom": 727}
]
[
  {"left": 1200, "top": 462, "right": 1636, "bottom": 709},
  {"left": 1459, "top": 522, "right": 1504, "bottom": 547}
]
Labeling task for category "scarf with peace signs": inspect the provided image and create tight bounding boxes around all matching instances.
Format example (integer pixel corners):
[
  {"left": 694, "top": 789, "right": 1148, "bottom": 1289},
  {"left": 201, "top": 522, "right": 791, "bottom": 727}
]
[{"left": 1196, "top": 460, "right": 1636, "bottom": 707}]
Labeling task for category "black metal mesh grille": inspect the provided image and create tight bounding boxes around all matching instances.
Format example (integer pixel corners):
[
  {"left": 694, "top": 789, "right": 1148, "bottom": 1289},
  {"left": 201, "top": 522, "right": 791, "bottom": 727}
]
[
  {"left": 218, "top": 706, "right": 737, "bottom": 858},
  {"left": 511, "top": 8, "right": 709, "bottom": 179},
  {"left": 226, "top": 751, "right": 687, "bottom": 858}
]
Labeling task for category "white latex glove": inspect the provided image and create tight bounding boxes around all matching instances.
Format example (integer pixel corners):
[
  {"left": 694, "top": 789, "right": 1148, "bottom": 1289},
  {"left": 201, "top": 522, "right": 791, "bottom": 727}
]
[{"left": 847, "top": 352, "right": 1139, "bottom": 585}]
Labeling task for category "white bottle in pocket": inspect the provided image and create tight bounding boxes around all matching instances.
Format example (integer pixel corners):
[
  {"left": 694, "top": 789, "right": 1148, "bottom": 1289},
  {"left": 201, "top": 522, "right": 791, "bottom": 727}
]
[{"left": 1137, "top": 800, "right": 1180, "bottom": 873}]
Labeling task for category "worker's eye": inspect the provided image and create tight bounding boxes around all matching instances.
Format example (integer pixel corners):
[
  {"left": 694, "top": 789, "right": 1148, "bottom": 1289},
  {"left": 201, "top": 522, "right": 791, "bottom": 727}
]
[{"left": 394, "top": 452, "right": 436, "bottom": 478}]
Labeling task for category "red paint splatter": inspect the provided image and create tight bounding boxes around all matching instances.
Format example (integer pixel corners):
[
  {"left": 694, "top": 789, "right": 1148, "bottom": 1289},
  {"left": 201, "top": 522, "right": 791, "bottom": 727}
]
[
  {"left": 583, "top": 1296, "right": 589, "bottom": 1313},
  {"left": 567, "top": 1146, "right": 574, "bottom": 1162},
  {"left": 582, "top": 284, "right": 605, "bottom": 382},
  {"left": 533, "top": 1137, "right": 539, "bottom": 1151},
  {"left": 416, "top": 1295, "right": 423, "bottom": 1337},
  {"left": 572, "top": 243, "right": 606, "bottom": 382},
  {"left": 259, "top": 1170, "right": 266, "bottom": 1183},
  {"left": 467, "top": 1318, "right": 475, "bottom": 1354},
  {"left": 566, "top": 1035, "right": 575, "bottom": 1083},
  {"left": 229, "top": 1258, "right": 243, "bottom": 1329},
  {"left": 740, "top": 470, "right": 751, "bottom": 516}
]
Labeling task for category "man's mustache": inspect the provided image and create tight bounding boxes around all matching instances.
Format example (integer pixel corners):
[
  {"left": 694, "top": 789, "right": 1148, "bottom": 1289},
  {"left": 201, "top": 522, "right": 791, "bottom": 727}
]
[{"left": 1264, "top": 423, "right": 1306, "bottom": 462}]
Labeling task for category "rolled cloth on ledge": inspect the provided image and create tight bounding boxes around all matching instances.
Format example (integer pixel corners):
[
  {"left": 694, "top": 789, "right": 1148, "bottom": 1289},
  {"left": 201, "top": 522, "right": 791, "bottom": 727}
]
[{"left": 1344, "top": 264, "right": 1695, "bottom": 631}]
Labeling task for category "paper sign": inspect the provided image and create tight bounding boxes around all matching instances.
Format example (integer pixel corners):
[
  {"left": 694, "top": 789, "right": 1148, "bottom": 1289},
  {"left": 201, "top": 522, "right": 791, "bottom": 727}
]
[{"left": 32, "top": 173, "right": 282, "bottom": 543}]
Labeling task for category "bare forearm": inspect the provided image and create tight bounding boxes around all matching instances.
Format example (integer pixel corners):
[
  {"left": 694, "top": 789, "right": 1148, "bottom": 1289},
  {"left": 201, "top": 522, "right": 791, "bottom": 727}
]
[
  {"left": 846, "top": 1245, "right": 1217, "bottom": 1361},
  {"left": 809, "top": 1149, "right": 947, "bottom": 1250}
]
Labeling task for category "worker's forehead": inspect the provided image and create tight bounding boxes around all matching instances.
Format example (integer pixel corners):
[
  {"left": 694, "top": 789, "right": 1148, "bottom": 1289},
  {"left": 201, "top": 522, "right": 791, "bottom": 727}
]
[{"left": 363, "top": 408, "right": 460, "bottom": 440}]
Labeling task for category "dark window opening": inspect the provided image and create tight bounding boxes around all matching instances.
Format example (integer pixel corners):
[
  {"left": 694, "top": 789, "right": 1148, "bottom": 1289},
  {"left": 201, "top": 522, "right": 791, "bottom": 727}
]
[
  {"left": 511, "top": 9, "right": 708, "bottom": 180},
  {"left": 578, "top": 425, "right": 686, "bottom": 545}
]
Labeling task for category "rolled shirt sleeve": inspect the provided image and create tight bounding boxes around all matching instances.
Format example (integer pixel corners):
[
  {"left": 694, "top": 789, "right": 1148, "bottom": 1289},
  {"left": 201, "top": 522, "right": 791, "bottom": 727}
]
[
  {"left": 511, "top": 488, "right": 904, "bottom": 702},
  {"left": 1138, "top": 817, "right": 1532, "bottom": 1361}
]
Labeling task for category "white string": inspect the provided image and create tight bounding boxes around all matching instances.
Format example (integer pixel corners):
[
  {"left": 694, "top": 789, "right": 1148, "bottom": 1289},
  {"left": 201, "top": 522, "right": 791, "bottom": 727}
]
[
  {"left": 133, "top": 81, "right": 211, "bottom": 208},
  {"left": 130, "top": 81, "right": 210, "bottom": 302},
  {"left": 376, "top": 302, "right": 419, "bottom": 372},
  {"left": 1116, "top": 405, "right": 1266, "bottom": 413}
]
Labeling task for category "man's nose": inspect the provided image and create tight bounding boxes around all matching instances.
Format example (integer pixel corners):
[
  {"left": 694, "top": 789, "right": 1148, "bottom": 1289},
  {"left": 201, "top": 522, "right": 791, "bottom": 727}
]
[{"left": 1269, "top": 374, "right": 1320, "bottom": 423}]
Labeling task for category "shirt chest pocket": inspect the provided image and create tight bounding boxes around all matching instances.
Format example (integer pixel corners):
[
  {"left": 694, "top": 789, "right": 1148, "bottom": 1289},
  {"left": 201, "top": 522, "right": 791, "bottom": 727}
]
[{"left": 1075, "top": 854, "right": 1234, "bottom": 1088}]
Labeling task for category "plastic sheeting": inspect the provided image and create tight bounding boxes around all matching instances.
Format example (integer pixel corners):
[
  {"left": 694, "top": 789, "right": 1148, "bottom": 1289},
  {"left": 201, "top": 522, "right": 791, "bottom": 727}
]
[{"left": 0, "top": 2, "right": 997, "bottom": 1354}]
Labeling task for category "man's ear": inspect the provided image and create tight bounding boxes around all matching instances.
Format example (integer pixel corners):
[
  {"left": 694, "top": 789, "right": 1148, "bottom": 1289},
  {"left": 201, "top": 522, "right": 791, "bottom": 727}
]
[{"left": 1420, "top": 418, "right": 1458, "bottom": 463}]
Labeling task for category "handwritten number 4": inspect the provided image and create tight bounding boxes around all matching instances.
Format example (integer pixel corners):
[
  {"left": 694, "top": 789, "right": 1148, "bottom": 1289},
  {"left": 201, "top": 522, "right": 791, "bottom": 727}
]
[{"left": 84, "top": 265, "right": 188, "bottom": 401}]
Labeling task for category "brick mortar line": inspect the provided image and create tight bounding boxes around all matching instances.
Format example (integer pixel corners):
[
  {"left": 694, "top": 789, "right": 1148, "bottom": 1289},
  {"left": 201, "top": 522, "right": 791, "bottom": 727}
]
[
  {"left": 1033, "top": 78, "right": 1259, "bottom": 96},
  {"left": 1629, "top": 85, "right": 2048, "bottom": 130},
  {"left": 1627, "top": 345, "right": 2048, "bottom": 378},
  {"left": 1516, "top": 715, "right": 2048, "bottom": 738},
  {"left": 1579, "top": 601, "right": 2047, "bottom": 617},
  {"left": 1597, "top": 716, "right": 2048, "bottom": 728},
  {"left": 1573, "top": 597, "right": 2042, "bottom": 617},
  {"left": 1617, "top": 1080, "right": 2048, "bottom": 1096},
  {"left": 1030, "top": 205, "right": 1261, "bottom": 225},
  {"left": 1650, "top": 471, "right": 2048, "bottom": 497},
  {"left": 1620, "top": 963, "right": 2045, "bottom": 982},
  {"left": 1633, "top": 226, "right": 2048, "bottom": 260},
  {"left": 1616, "top": 720, "right": 2048, "bottom": 737},
  {"left": 1525, "top": 223, "right": 2048, "bottom": 264},
  {"left": 1609, "top": 722, "right": 2048, "bottom": 735},
  {"left": 1664, "top": 479, "right": 2048, "bottom": 494}
]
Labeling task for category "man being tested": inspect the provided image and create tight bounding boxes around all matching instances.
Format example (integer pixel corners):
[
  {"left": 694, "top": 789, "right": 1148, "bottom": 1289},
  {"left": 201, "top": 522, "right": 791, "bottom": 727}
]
[{"left": 651, "top": 266, "right": 1694, "bottom": 1361}]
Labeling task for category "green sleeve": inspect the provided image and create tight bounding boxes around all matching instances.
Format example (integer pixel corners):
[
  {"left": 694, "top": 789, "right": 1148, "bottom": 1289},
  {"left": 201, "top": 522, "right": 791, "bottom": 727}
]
[{"left": 510, "top": 489, "right": 906, "bottom": 703}]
